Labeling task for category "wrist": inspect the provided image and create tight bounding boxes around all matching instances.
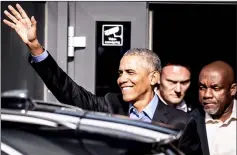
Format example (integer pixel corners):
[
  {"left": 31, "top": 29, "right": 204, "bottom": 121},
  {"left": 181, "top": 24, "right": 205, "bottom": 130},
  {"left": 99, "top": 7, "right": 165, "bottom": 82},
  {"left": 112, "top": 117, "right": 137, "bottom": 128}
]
[{"left": 27, "top": 39, "right": 44, "bottom": 56}]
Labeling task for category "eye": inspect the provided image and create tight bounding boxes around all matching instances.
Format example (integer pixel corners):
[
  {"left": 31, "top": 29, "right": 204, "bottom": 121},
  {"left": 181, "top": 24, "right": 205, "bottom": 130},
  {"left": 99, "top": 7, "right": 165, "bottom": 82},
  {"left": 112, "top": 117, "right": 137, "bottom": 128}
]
[
  {"left": 118, "top": 71, "right": 122, "bottom": 77},
  {"left": 127, "top": 70, "right": 135, "bottom": 75},
  {"left": 168, "top": 80, "right": 176, "bottom": 85},
  {"left": 199, "top": 85, "right": 206, "bottom": 90},
  {"left": 181, "top": 80, "right": 190, "bottom": 85},
  {"left": 213, "top": 87, "right": 221, "bottom": 91}
]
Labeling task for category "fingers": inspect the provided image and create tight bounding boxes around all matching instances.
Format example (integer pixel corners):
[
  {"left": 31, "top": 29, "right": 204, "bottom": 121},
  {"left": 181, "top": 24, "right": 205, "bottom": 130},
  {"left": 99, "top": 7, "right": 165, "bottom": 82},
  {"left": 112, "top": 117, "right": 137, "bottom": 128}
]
[
  {"left": 3, "top": 19, "right": 16, "bottom": 29},
  {"left": 16, "top": 4, "right": 30, "bottom": 20},
  {"left": 31, "top": 16, "right": 37, "bottom": 26},
  {"left": 4, "top": 10, "right": 18, "bottom": 24},
  {"left": 8, "top": 5, "right": 23, "bottom": 20}
]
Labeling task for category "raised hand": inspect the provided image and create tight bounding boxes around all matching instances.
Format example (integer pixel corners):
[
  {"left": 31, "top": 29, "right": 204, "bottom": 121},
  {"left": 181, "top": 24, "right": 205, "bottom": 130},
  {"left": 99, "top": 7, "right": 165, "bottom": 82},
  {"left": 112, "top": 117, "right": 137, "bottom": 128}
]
[{"left": 3, "top": 3, "right": 43, "bottom": 55}]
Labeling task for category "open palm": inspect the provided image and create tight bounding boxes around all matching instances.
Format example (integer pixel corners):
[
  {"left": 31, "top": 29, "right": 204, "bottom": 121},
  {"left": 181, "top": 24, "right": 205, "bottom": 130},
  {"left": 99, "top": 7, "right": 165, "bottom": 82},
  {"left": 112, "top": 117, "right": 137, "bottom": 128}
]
[{"left": 3, "top": 4, "right": 37, "bottom": 44}]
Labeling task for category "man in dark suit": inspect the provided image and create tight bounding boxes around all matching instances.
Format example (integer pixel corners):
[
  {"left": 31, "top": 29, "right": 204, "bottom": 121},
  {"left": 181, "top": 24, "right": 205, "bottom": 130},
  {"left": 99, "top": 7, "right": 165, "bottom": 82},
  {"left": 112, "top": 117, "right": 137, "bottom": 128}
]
[
  {"left": 154, "top": 61, "right": 210, "bottom": 155},
  {"left": 154, "top": 61, "right": 193, "bottom": 112},
  {"left": 3, "top": 4, "right": 202, "bottom": 155}
]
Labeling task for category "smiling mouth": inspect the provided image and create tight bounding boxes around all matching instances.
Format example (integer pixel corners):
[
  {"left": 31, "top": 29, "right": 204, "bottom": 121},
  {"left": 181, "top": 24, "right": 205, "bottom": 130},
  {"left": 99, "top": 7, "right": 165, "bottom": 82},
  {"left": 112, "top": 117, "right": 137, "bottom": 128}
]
[{"left": 121, "top": 87, "right": 133, "bottom": 92}]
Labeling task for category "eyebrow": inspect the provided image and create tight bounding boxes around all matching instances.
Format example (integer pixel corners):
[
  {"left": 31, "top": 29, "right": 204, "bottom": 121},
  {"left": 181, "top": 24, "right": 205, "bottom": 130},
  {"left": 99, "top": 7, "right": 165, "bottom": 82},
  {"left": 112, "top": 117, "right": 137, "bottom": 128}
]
[
  {"left": 199, "top": 82, "right": 206, "bottom": 86},
  {"left": 118, "top": 69, "right": 135, "bottom": 73},
  {"left": 199, "top": 83, "right": 221, "bottom": 88},
  {"left": 166, "top": 78, "right": 190, "bottom": 83},
  {"left": 210, "top": 84, "right": 220, "bottom": 87}
]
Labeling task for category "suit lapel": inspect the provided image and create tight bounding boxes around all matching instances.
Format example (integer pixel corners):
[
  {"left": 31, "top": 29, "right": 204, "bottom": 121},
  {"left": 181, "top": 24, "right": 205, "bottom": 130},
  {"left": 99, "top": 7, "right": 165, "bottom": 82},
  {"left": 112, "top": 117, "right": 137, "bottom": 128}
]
[{"left": 152, "top": 98, "right": 170, "bottom": 124}]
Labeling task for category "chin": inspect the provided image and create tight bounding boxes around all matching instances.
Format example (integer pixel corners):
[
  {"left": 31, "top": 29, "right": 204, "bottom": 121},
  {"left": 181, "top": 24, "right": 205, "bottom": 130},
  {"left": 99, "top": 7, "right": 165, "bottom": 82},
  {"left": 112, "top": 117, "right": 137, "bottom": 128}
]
[
  {"left": 122, "top": 95, "right": 135, "bottom": 103},
  {"left": 170, "top": 99, "right": 182, "bottom": 104},
  {"left": 205, "top": 108, "right": 219, "bottom": 115}
]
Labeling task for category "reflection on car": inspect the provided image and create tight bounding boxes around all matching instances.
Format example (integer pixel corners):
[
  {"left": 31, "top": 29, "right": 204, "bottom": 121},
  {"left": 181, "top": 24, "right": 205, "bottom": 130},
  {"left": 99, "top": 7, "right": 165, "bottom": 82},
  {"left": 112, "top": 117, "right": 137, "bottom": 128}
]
[{"left": 1, "top": 90, "right": 185, "bottom": 155}]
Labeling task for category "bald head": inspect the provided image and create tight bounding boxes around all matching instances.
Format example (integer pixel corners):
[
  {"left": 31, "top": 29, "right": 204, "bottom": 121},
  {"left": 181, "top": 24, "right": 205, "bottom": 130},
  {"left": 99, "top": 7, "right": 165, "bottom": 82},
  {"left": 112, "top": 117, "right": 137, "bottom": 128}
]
[
  {"left": 200, "top": 61, "right": 235, "bottom": 86},
  {"left": 199, "top": 60, "right": 237, "bottom": 117}
]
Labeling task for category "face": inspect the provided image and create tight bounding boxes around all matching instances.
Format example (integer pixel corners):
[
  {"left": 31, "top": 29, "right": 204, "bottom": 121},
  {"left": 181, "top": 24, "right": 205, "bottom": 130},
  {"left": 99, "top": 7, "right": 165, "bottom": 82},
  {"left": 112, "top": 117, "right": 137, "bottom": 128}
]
[
  {"left": 199, "top": 70, "right": 235, "bottom": 115},
  {"left": 117, "top": 55, "right": 157, "bottom": 103},
  {"left": 159, "top": 65, "right": 191, "bottom": 105}
]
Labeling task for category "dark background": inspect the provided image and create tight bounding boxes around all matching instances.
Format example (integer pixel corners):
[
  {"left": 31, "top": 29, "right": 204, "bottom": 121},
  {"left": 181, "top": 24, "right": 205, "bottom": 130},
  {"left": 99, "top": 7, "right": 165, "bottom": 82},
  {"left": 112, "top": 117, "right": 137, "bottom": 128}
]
[{"left": 150, "top": 3, "right": 236, "bottom": 106}]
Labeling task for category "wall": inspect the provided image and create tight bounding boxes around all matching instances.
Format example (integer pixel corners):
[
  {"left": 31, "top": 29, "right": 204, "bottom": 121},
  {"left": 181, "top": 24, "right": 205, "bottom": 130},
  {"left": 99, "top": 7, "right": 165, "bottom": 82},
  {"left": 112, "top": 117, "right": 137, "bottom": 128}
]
[{"left": 1, "top": 1, "right": 45, "bottom": 99}]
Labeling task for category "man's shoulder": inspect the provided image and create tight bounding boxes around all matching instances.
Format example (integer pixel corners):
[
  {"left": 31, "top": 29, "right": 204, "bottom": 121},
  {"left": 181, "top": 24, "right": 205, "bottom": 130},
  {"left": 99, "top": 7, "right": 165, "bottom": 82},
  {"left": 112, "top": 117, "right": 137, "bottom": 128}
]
[
  {"left": 104, "top": 93, "right": 128, "bottom": 115},
  {"left": 105, "top": 93, "right": 123, "bottom": 104},
  {"left": 167, "top": 104, "right": 191, "bottom": 118},
  {"left": 188, "top": 106, "right": 206, "bottom": 119},
  {"left": 160, "top": 104, "right": 195, "bottom": 130}
]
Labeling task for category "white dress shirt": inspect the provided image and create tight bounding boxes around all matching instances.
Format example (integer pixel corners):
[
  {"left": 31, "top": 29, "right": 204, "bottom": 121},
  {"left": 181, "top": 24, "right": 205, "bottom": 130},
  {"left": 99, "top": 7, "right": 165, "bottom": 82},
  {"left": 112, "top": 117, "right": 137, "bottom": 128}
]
[{"left": 205, "top": 99, "right": 237, "bottom": 155}]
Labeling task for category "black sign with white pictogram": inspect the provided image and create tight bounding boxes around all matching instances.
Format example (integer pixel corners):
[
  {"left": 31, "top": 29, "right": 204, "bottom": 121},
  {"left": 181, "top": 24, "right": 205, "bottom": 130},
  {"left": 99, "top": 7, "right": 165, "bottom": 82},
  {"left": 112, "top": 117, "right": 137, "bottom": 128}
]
[{"left": 102, "top": 25, "right": 123, "bottom": 46}]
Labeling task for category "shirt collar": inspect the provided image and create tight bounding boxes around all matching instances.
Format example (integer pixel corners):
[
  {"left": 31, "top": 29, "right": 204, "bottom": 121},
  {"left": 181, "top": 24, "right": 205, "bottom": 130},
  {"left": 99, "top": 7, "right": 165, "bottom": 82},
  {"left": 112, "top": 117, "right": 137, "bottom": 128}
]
[
  {"left": 129, "top": 94, "right": 159, "bottom": 120},
  {"left": 205, "top": 99, "right": 237, "bottom": 124},
  {"left": 231, "top": 99, "right": 237, "bottom": 118},
  {"left": 156, "top": 91, "right": 187, "bottom": 112},
  {"left": 205, "top": 112, "right": 216, "bottom": 123},
  {"left": 176, "top": 100, "right": 188, "bottom": 112},
  {"left": 226, "top": 99, "right": 237, "bottom": 123}
]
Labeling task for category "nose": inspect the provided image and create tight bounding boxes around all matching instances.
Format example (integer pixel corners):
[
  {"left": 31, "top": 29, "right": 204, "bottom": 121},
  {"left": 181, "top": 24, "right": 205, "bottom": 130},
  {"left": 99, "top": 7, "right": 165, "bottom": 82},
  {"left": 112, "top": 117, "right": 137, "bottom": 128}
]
[
  {"left": 174, "top": 83, "right": 181, "bottom": 93},
  {"left": 203, "top": 88, "right": 213, "bottom": 99},
  {"left": 117, "top": 72, "right": 128, "bottom": 85}
]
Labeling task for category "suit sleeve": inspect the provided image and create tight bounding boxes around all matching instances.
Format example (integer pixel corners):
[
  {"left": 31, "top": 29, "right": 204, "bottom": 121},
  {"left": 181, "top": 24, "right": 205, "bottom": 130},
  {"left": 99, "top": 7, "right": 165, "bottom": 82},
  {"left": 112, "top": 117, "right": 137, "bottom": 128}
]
[
  {"left": 178, "top": 117, "right": 203, "bottom": 155},
  {"left": 30, "top": 53, "right": 109, "bottom": 112}
]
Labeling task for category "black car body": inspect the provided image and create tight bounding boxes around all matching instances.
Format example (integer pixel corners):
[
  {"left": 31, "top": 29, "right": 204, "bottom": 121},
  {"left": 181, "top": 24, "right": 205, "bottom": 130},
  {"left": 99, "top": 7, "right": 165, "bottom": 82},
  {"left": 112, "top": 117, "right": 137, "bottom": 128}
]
[{"left": 1, "top": 90, "right": 185, "bottom": 155}]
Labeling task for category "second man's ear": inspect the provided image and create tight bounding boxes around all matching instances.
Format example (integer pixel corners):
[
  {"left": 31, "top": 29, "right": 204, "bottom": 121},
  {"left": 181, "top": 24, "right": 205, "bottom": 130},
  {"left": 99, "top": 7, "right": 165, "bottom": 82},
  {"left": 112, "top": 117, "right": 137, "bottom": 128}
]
[
  {"left": 230, "top": 83, "right": 237, "bottom": 97},
  {"left": 157, "top": 75, "right": 161, "bottom": 85}
]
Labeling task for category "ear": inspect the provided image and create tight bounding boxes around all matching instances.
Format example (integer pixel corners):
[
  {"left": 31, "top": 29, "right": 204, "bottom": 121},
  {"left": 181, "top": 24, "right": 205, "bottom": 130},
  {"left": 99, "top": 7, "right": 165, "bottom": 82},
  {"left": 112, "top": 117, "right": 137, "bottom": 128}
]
[
  {"left": 149, "top": 71, "right": 160, "bottom": 86},
  {"left": 230, "top": 83, "right": 237, "bottom": 96}
]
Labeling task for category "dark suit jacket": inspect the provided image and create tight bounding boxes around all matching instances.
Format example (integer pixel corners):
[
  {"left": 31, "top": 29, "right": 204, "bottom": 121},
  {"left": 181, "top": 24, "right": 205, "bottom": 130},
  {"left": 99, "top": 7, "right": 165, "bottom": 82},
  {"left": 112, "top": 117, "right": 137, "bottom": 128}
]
[
  {"left": 189, "top": 108, "right": 210, "bottom": 155},
  {"left": 30, "top": 53, "right": 202, "bottom": 155}
]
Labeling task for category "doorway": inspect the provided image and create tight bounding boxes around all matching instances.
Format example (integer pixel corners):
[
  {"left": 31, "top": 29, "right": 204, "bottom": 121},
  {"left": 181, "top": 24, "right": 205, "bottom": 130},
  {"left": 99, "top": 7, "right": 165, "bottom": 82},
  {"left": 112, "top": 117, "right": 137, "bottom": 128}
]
[{"left": 150, "top": 3, "right": 236, "bottom": 106}]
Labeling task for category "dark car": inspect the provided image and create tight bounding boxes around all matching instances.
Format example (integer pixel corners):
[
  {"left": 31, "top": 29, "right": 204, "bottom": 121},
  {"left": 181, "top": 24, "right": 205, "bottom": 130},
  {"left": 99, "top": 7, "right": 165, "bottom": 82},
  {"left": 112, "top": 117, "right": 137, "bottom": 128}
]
[{"left": 1, "top": 90, "right": 185, "bottom": 155}]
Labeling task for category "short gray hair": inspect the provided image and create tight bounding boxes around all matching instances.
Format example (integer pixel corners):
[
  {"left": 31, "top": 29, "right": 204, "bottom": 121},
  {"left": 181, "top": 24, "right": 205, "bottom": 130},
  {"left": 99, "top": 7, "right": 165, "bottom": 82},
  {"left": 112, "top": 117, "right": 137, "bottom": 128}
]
[{"left": 123, "top": 48, "right": 162, "bottom": 72}]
